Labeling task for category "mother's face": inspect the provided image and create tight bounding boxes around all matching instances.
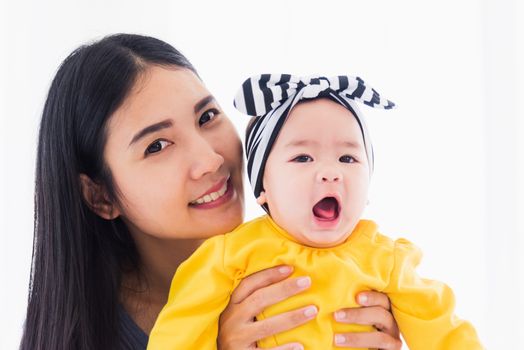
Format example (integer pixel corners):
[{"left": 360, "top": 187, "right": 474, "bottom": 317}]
[{"left": 104, "top": 66, "right": 244, "bottom": 240}]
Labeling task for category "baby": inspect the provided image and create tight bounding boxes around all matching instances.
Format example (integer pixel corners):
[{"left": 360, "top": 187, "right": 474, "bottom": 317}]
[{"left": 148, "top": 74, "right": 483, "bottom": 349}]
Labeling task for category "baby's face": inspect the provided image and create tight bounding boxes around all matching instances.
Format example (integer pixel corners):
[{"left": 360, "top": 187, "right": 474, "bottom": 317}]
[{"left": 259, "top": 98, "right": 370, "bottom": 248}]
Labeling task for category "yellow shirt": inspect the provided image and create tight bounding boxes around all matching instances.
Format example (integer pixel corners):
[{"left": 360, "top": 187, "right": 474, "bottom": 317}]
[{"left": 148, "top": 215, "right": 483, "bottom": 349}]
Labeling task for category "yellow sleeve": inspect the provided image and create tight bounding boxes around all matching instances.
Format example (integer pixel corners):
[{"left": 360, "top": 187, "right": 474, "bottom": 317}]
[
  {"left": 147, "top": 235, "right": 233, "bottom": 350},
  {"left": 384, "top": 238, "right": 484, "bottom": 350}
]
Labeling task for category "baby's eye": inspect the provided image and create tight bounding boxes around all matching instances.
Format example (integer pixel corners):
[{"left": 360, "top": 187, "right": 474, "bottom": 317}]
[
  {"left": 198, "top": 108, "right": 220, "bottom": 126},
  {"left": 339, "top": 155, "right": 356, "bottom": 163},
  {"left": 292, "top": 155, "right": 313, "bottom": 162},
  {"left": 145, "top": 139, "right": 172, "bottom": 156}
]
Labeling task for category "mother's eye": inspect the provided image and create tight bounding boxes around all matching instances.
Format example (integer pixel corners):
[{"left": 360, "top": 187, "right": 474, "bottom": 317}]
[
  {"left": 145, "top": 139, "right": 172, "bottom": 156},
  {"left": 198, "top": 108, "right": 220, "bottom": 126}
]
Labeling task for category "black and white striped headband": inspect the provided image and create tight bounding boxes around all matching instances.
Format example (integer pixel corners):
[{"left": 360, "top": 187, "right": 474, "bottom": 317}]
[{"left": 233, "top": 74, "right": 395, "bottom": 200}]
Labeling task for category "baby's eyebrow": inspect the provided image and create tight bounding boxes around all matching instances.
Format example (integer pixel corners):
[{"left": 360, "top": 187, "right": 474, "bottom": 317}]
[
  {"left": 285, "top": 139, "right": 317, "bottom": 148},
  {"left": 338, "top": 141, "right": 363, "bottom": 149},
  {"left": 285, "top": 139, "right": 363, "bottom": 149}
]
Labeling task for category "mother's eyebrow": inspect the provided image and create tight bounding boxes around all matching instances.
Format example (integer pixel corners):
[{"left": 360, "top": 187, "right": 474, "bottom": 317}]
[
  {"left": 194, "top": 95, "right": 215, "bottom": 113},
  {"left": 128, "top": 119, "right": 173, "bottom": 147}
]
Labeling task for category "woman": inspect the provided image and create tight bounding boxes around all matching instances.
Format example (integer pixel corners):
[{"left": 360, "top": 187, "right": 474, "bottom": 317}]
[{"left": 20, "top": 34, "right": 402, "bottom": 350}]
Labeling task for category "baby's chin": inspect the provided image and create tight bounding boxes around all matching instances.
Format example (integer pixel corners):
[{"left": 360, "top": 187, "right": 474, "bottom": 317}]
[{"left": 293, "top": 228, "right": 352, "bottom": 248}]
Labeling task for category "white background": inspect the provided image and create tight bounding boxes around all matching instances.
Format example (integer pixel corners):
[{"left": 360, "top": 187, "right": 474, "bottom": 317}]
[{"left": 1, "top": 0, "right": 522, "bottom": 349}]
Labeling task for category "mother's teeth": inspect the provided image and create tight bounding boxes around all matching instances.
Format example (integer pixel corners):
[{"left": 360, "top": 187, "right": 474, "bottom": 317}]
[{"left": 191, "top": 180, "right": 228, "bottom": 205}]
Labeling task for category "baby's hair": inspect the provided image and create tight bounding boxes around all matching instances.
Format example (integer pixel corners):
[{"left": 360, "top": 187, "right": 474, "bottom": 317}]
[
  {"left": 245, "top": 115, "right": 272, "bottom": 212},
  {"left": 245, "top": 115, "right": 258, "bottom": 142}
]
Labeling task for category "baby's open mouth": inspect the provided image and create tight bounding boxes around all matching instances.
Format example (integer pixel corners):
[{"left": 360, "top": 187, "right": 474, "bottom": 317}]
[{"left": 312, "top": 197, "right": 340, "bottom": 221}]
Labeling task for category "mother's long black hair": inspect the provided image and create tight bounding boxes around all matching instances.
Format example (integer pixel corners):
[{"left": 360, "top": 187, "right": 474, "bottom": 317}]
[{"left": 20, "top": 34, "right": 196, "bottom": 350}]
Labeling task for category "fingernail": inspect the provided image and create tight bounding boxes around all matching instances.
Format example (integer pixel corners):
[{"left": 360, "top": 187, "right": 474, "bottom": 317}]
[
  {"left": 292, "top": 344, "right": 304, "bottom": 350},
  {"left": 334, "top": 334, "right": 346, "bottom": 345},
  {"left": 278, "top": 265, "right": 292, "bottom": 274},
  {"left": 303, "top": 306, "right": 318, "bottom": 317},
  {"left": 359, "top": 293, "right": 368, "bottom": 305},
  {"left": 334, "top": 310, "right": 346, "bottom": 321},
  {"left": 296, "top": 276, "right": 311, "bottom": 288}
]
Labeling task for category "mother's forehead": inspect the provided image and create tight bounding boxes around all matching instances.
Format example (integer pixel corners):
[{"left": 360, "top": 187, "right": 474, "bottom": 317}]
[
  {"left": 106, "top": 67, "right": 211, "bottom": 133},
  {"left": 120, "top": 67, "right": 208, "bottom": 112}
]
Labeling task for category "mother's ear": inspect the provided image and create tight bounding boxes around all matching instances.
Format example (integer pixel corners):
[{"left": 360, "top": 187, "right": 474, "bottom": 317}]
[{"left": 79, "top": 174, "right": 121, "bottom": 220}]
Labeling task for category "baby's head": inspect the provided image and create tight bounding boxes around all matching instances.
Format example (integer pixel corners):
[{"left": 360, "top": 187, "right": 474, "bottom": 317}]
[{"left": 235, "top": 75, "right": 394, "bottom": 248}]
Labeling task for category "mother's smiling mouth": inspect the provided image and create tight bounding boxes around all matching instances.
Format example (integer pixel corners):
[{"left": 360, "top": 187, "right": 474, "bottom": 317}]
[{"left": 189, "top": 176, "right": 230, "bottom": 205}]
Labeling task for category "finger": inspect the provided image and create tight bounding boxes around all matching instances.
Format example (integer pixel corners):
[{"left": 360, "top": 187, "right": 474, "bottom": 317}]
[
  {"left": 334, "top": 306, "right": 398, "bottom": 336},
  {"left": 246, "top": 305, "right": 318, "bottom": 342},
  {"left": 230, "top": 265, "right": 294, "bottom": 304},
  {"left": 268, "top": 343, "right": 304, "bottom": 350},
  {"left": 356, "top": 291, "right": 391, "bottom": 310},
  {"left": 333, "top": 331, "right": 402, "bottom": 349},
  {"left": 242, "top": 276, "right": 312, "bottom": 320}
]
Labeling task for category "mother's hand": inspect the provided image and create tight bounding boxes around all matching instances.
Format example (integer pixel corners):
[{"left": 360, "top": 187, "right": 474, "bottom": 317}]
[
  {"left": 332, "top": 291, "right": 402, "bottom": 349},
  {"left": 218, "top": 265, "right": 315, "bottom": 350}
]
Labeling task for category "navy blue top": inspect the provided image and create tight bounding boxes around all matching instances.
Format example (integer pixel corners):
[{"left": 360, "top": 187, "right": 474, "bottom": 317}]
[{"left": 117, "top": 305, "right": 149, "bottom": 350}]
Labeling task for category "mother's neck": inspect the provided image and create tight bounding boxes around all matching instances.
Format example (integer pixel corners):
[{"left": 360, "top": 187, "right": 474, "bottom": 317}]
[
  {"left": 122, "top": 230, "right": 203, "bottom": 305},
  {"left": 120, "top": 233, "right": 203, "bottom": 334}
]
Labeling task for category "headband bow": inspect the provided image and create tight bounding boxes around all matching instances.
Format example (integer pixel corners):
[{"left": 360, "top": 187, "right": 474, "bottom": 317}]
[{"left": 233, "top": 73, "right": 395, "bottom": 203}]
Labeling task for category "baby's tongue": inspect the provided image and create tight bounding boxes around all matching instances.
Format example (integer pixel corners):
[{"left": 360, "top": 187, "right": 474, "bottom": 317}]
[{"left": 312, "top": 197, "right": 338, "bottom": 220}]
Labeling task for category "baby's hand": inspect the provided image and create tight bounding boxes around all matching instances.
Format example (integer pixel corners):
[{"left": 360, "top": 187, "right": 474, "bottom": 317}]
[
  {"left": 332, "top": 291, "right": 402, "bottom": 349},
  {"left": 218, "top": 265, "right": 315, "bottom": 350}
]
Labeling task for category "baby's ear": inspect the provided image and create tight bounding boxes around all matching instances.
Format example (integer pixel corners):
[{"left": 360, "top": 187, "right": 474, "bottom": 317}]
[{"left": 256, "top": 191, "right": 268, "bottom": 206}]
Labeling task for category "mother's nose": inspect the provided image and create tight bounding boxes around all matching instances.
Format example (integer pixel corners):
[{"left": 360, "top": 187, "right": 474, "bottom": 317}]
[{"left": 188, "top": 138, "right": 225, "bottom": 180}]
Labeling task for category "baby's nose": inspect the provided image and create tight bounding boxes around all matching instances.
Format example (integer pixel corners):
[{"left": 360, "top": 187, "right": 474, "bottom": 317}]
[{"left": 316, "top": 169, "right": 342, "bottom": 183}]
